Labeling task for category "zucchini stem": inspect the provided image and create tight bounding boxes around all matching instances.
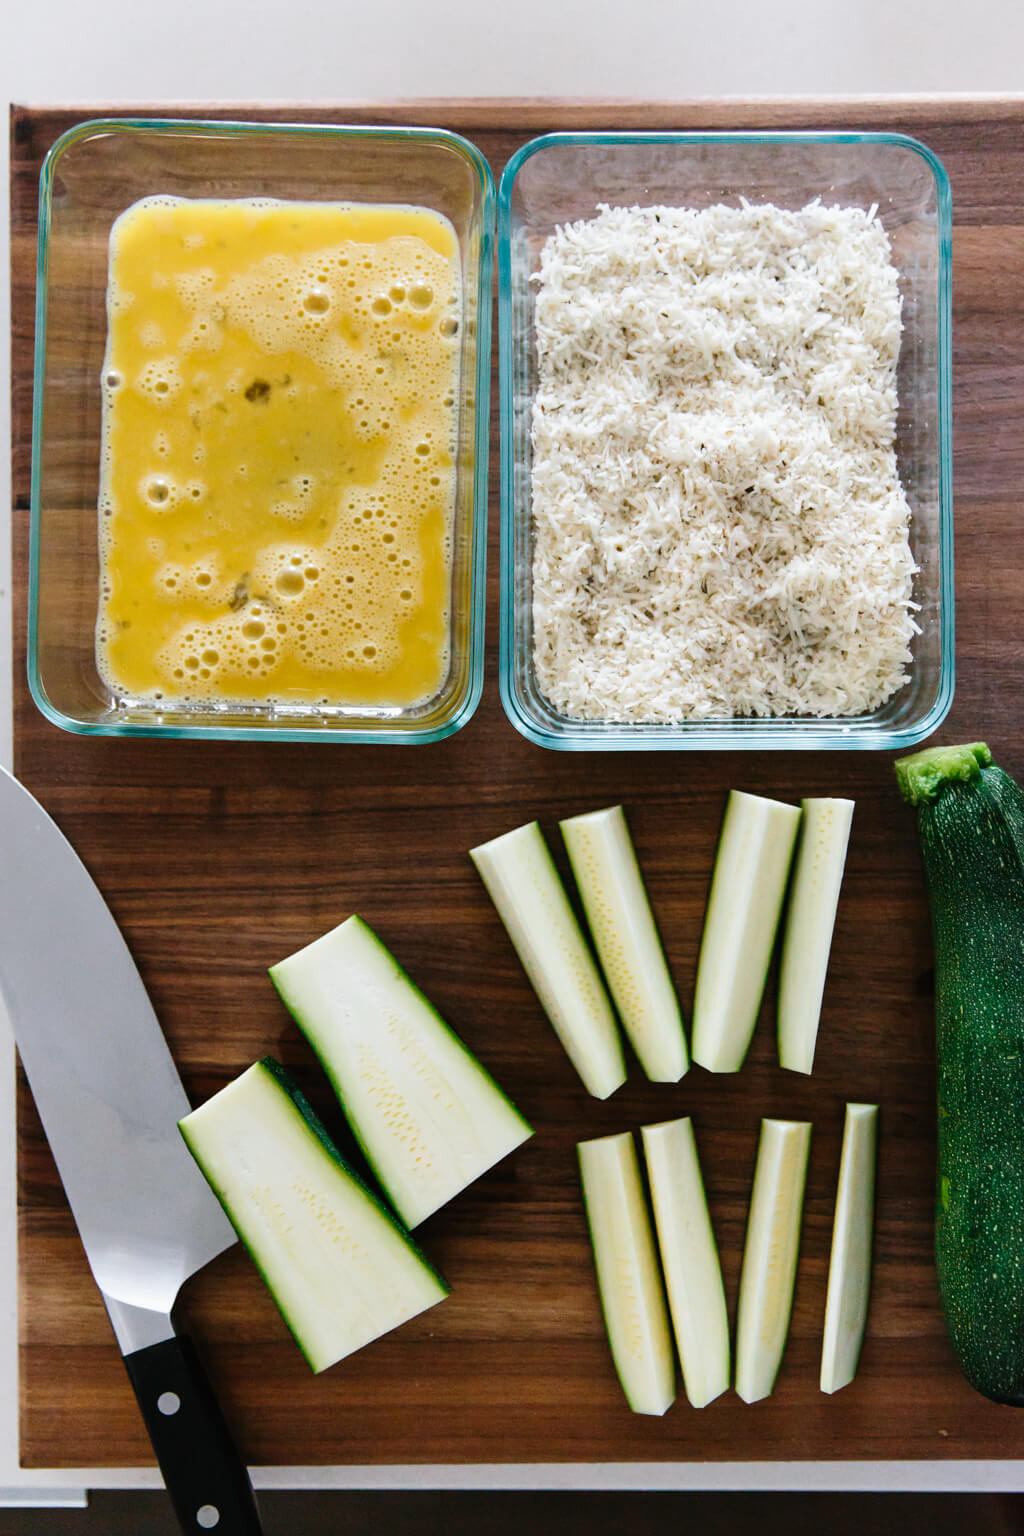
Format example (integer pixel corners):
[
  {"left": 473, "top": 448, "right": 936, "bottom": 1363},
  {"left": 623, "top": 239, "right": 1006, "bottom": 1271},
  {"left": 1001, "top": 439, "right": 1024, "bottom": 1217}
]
[{"left": 894, "top": 743, "right": 991, "bottom": 806}]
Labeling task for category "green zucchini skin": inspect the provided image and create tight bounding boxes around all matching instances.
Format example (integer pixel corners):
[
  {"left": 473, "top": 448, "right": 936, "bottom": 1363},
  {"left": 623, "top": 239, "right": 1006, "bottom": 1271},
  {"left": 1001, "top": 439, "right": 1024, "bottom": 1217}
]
[{"left": 897, "top": 743, "right": 1024, "bottom": 1404}]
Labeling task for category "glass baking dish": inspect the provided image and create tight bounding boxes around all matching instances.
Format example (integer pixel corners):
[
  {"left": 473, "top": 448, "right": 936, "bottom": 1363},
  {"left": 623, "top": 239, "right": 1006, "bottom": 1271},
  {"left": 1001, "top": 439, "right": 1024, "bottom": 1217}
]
[
  {"left": 498, "top": 131, "right": 953, "bottom": 751},
  {"left": 31, "top": 117, "right": 494, "bottom": 743}
]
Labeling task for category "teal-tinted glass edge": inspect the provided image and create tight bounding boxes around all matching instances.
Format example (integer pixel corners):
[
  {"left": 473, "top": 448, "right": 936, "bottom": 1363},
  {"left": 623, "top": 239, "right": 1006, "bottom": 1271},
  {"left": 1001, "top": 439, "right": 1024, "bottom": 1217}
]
[
  {"left": 28, "top": 116, "right": 495, "bottom": 744},
  {"left": 496, "top": 151, "right": 520, "bottom": 751},
  {"left": 462, "top": 134, "right": 496, "bottom": 744},
  {"left": 26, "top": 120, "right": 67, "bottom": 735},
  {"left": 497, "top": 128, "right": 955, "bottom": 752},
  {"left": 929, "top": 135, "right": 956, "bottom": 749}
]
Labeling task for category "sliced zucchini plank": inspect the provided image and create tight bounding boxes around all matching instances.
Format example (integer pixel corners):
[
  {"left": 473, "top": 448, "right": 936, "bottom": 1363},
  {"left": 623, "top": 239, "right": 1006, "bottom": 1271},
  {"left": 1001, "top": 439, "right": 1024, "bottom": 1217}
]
[
  {"left": 578, "top": 1131, "right": 676, "bottom": 1415},
  {"left": 777, "top": 798, "right": 855, "bottom": 1075},
  {"left": 270, "top": 915, "right": 532, "bottom": 1230},
  {"left": 179, "top": 1059, "right": 448, "bottom": 1374},
  {"left": 691, "top": 791, "right": 802, "bottom": 1073},
  {"left": 560, "top": 805, "right": 688, "bottom": 1083},
  {"left": 735, "top": 1118, "right": 812, "bottom": 1404},
  {"left": 641, "top": 1117, "right": 729, "bottom": 1407},
  {"left": 820, "top": 1103, "right": 879, "bottom": 1394},
  {"left": 471, "top": 821, "right": 626, "bottom": 1099}
]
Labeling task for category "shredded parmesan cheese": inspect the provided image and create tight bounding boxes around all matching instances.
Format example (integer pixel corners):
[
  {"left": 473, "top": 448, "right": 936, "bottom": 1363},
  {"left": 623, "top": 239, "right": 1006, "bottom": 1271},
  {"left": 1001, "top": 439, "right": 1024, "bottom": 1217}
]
[{"left": 530, "top": 201, "right": 918, "bottom": 721}]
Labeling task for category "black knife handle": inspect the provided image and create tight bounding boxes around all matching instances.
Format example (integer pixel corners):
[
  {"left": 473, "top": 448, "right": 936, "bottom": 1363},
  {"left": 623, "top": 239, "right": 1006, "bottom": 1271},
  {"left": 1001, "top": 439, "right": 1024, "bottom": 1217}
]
[{"left": 124, "top": 1334, "right": 263, "bottom": 1535}]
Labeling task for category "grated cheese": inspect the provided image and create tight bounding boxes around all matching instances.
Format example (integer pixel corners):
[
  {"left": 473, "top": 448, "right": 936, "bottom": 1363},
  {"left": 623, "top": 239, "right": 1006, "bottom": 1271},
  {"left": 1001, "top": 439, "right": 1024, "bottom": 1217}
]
[{"left": 529, "top": 201, "right": 919, "bottom": 721}]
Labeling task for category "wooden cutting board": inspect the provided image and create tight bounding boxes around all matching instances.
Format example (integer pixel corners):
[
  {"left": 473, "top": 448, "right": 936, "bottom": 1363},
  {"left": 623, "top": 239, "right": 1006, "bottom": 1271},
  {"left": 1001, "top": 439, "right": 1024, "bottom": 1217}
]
[{"left": 11, "top": 98, "right": 1024, "bottom": 1471}]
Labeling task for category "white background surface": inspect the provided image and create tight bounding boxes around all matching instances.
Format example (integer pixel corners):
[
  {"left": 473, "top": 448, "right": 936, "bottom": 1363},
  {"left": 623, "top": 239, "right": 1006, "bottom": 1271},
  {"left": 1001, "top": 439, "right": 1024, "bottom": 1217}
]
[{"left": 4, "top": 0, "right": 1024, "bottom": 1500}]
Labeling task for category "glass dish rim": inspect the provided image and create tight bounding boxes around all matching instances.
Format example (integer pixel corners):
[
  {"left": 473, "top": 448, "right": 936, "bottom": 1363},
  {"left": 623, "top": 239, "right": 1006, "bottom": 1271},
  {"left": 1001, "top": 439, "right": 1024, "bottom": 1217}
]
[
  {"left": 29, "top": 115, "right": 495, "bottom": 745},
  {"left": 496, "top": 127, "right": 954, "bottom": 752}
]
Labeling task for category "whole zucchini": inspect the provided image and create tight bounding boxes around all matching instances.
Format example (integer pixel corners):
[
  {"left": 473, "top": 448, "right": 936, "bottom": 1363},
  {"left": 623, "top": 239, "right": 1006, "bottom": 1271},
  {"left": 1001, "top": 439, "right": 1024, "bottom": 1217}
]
[{"left": 896, "top": 741, "right": 1024, "bottom": 1404}]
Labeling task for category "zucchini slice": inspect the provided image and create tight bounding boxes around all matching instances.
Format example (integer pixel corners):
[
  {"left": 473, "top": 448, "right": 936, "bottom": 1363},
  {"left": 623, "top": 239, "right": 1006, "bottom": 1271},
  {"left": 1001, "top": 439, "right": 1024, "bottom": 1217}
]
[
  {"left": 471, "top": 821, "right": 626, "bottom": 1099},
  {"left": 735, "top": 1117, "right": 812, "bottom": 1404},
  {"left": 179, "top": 1059, "right": 448, "bottom": 1374},
  {"left": 560, "top": 805, "right": 688, "bottom": 1083},
  {"left": 896, "top": 740, "right": 1024, "bottom": 1404},
  {"left": 269, "top": 916, "right": 532, "bottom": 1230},
  {"left": 820, "top": 1102, "right": 878, "bottom": 1395},
  {"left": 777, "top": 797, "right": 855, "bottom": 1075},
  {"left": 691, "top": 791, "right": 802, "bottom": 1073},
  {"left": 578, "top": 1131, "right": 676, "bottom": 1415},
  {"left": 641, "top": 1117, "right": 729, "bottom": 1407}
]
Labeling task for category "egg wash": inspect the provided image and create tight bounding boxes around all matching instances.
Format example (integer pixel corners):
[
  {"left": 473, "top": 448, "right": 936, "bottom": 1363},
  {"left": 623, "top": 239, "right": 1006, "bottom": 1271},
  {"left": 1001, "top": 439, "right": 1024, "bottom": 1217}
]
[{"left": 96, "top": 196, "right": 461, "bottom": 710}]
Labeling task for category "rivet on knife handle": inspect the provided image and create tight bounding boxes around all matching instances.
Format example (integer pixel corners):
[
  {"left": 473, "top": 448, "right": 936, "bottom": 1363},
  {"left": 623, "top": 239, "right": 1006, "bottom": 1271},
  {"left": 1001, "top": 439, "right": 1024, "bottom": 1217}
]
[{"left": 123, "top": 1333, "right": 263, "bottom": 1534}]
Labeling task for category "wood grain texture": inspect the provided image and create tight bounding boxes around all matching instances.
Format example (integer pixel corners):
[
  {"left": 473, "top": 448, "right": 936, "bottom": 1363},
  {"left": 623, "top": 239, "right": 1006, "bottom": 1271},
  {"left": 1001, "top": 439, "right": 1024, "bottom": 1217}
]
[{"left": 10, "top": 100, "right": 1024, "bottom": 1469}]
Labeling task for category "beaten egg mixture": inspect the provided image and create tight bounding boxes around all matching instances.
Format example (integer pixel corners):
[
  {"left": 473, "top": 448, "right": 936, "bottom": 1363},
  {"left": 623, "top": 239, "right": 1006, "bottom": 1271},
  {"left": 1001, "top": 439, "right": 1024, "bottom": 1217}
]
[{"left": 97, "top": 196, "right": 460, "bottom": 710}]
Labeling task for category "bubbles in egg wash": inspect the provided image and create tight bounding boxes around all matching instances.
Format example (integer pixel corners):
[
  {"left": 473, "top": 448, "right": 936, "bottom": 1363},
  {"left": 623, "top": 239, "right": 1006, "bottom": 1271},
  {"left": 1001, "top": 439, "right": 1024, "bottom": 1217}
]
[{"left": 96, "top": 196, "right": 461, "bottom": 710}]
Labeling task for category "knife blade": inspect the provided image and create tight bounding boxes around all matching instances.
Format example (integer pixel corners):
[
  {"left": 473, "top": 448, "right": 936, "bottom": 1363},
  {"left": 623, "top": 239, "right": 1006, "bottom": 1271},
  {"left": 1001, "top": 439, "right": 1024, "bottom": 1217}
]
[{"left": 0, "top": 765, "right": 263, "bottom": 1534}]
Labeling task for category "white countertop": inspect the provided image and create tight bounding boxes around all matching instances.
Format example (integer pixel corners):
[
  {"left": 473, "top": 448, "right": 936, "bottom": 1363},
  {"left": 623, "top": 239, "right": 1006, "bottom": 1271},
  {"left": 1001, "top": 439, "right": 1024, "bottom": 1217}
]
[{"left": 4, "top": 0, "right": 1024, "bottom": 1501}]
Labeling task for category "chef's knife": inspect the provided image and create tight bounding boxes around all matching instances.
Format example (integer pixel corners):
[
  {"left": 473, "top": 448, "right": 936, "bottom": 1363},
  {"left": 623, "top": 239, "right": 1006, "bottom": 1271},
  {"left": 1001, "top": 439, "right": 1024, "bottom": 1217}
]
[{"left": 0, "top": 766, "right": 263, "bottom": 1534}]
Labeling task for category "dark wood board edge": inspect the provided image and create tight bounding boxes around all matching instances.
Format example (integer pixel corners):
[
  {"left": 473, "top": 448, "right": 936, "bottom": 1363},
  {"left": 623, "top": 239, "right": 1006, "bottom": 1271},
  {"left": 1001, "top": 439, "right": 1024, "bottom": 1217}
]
[{"left": 11, "top": 94, "right": 1024, "bottom": 124}]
